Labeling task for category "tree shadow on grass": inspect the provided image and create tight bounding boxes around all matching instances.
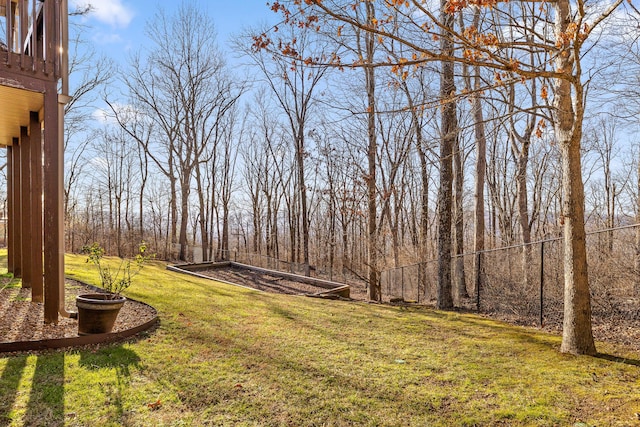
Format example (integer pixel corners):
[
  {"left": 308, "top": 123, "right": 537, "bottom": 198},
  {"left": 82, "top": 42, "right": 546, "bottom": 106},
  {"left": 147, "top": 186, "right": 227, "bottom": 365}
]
[
  {"left": 594, "top": 353, "right": 640, "bottom": 367},
  {"left": 428, "top": 310, "right": 640, "bottom": 366},
  {"left": 79, "top": 346, "right": 141, "bottom": 420}
]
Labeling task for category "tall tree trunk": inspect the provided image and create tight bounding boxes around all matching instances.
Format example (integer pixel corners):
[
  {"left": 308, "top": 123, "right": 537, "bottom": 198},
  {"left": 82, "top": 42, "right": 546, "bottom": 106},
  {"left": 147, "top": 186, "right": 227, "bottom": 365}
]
[
  {"left": 169, "top": 161, "right": 178, "bottom": 260},
  {"left": 555, "top": 0, "right": 595, "bottom": 355},
  {"left": 273, "top": 197, "right": 280, "bottom": 260},
  {"left": 515, "top": 137, "right": 532, "bottom": 287},
  {"left": 178, "top": 179, "right": 190, "bottom": 262},
  {"left": 195, "top": 163, "right": 210, "bottom": 262},
  {"left": 437, "top": 0, "right": 455, "bottom": 309},
  {"left": 365, "top": 2, "right": 380, "bottom": 301},
  {"left": 401, "top": 78, "right": 431, "bottom": 297},
  {"left": 107, "top": 175, "right": 114, "bottom": 252},
  {"left": 221, "top": 202, "right": 229, "bottom": 260},
  {"left": 607, "top": 183, "right": 615, "bottom": 253},
  {"left": 472, "top": 65, "right": 486, "bottom": 300},
  {"left": 137, "top": 145, "right": 148, "bottom": 242},
  {"left": 252, "top": 203, "right": 260, "bottom": 254},
  {"left": 266, "top": 194, "right": 273, "bottom": 257},
  {"left": 327, "top": 160, "right": 337, "bottom": 280},
  {"left": 509, "top": 77, "right": 535, "bottom": 289},
  {"left": 296, "top": 126, "right": 311, "bottom": 276},
  {"left": 342, "top": 214, "right": 349, "bottom": 275},
  {"left": 453, "top": 134, "right": 467, "bottom": 299},
  {"left": 288, "top": 199, "right": 296, "bottom": 263},
  {"left": 558, "top": 135, "right": 594, "bottom": 354}
]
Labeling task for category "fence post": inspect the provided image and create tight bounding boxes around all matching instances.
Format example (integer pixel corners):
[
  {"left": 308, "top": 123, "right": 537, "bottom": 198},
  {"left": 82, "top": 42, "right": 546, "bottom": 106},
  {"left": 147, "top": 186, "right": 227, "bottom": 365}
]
[
  {"left": 417, "top": 263, "right": 421, "bottom": 304},
  {"left": 476, "top": 252, "right": 481, "bottom": 312},
  {"left": 539, "top": 241, "right": 545, "bottom": 328},
  {"left": 401, "top": 266, "right": 405, "bottom": 301}
]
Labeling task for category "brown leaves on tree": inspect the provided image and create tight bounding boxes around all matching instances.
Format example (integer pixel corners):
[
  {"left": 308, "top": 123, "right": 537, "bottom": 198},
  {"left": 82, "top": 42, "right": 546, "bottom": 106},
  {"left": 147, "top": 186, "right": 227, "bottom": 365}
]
[
  {"left": 463, "top": 26, "right": 499, "bottom": 48},
  {"left": 446, "top": 0, "right": 502, "bottom": 14},
  {"left": 386, "top": 0, "right": 410, "bottom": 6},
  {"left": 535, "top": 119, "right": 547, "bottom": 139},
  {"left": 252, "top": 34, "right": 271, "bottom": 52},
  {"left": 555, "top": 22, "right": 589, "bottom": 49},
  {"left": 279, "top": 40, "right": 300, "bottom": 58},
  {"left": 463, "top": 49, "right": 484, "bottom": 62},
  {"left": 540, "top": 84, "right": 548, "bottom": 100}
]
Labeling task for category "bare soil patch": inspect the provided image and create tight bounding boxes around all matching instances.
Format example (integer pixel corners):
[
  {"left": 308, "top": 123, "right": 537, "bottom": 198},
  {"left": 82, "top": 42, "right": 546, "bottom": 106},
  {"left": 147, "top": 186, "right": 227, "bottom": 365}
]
[{"left": 196, "top": 265, "right": 369, "bottom": 300}]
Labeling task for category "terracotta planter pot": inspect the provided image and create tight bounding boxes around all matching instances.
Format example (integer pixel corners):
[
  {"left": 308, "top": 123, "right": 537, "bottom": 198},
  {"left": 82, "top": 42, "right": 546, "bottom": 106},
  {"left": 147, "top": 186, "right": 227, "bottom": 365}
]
[{"left": 76, "top": 293, "right": 126, "bottom": 335}]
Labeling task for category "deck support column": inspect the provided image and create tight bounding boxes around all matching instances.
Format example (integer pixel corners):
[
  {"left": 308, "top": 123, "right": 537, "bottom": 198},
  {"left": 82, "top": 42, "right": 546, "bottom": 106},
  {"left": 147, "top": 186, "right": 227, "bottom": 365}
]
[
  {"left": 11, "top": 137, "right": 22, "bottom": 278},
  {"left": 30, "top": 111, "right": 43, "bottom": 302},
  {"left": 43, "top": 83, "right": 61, "bottom": 324},
  {"left": 19, "top": 125, "right": 32, "bottom": 289},
  {"left": 7, "top": 141, "right": 15, "bottom": 275}
]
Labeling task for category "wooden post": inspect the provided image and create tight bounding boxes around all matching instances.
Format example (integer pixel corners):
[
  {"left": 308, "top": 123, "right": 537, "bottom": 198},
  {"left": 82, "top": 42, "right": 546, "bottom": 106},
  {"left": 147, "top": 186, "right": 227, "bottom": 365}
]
[
  {"left": 7, "top": 142, "right": 14, "bottom": 274},
  {"left": 30, "top": 111, "right": 43, "bottom": 302},
  {"left": 12, "top": 136, "right": 21, "bottom": 278},
  {"left": 43, "top": 82, "right": 61, "bottom": 324},
  {"left": 19, "top": 125, "right": 32, "bottom": 288}
]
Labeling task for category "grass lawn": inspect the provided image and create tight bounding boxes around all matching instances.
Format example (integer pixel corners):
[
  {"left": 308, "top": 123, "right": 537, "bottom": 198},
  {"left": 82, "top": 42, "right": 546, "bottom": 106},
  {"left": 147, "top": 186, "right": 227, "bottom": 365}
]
[{"left": 1, "top": 253, "right": 639, "bottom": 426}]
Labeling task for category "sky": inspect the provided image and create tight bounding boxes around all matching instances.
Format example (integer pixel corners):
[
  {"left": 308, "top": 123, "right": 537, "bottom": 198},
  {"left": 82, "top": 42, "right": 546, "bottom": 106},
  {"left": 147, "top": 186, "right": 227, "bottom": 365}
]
[{"left": 70, "top": 0, "right": 276, "bottom": 66}]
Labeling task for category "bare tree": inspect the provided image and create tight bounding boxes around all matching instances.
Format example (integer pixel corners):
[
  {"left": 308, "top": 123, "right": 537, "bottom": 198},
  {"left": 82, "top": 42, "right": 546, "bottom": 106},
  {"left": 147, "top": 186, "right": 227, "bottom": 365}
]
[
  {"left": 63, "top": 23, "right": 114, "bottom": 251},
  {"left": 243, "top": 26, "right": 329, "bottom": 276},
  {"left": 264, "top": 0, "right": 628, "bottom": 353},
  {"left": 584, "top": 117, "right": 627, "bottom": 251},
  {"left": 434, "top": 0, "right": 457, "bottom": 309},
  {"left": 111, "top": 3, "right": 242, "bottom": 261},
  {"left": 89, "top": 127, "right": 139, "bottom": 256}
]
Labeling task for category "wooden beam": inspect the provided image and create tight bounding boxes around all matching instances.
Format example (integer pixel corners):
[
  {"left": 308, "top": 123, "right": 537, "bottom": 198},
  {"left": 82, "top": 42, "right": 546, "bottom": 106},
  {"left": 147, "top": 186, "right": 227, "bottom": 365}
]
[
  {"left": 0, "top": 66, "right": 51, "bottom": 91},
  {"left": 30, "top": 111, "right": 43, "bottom": 302}
]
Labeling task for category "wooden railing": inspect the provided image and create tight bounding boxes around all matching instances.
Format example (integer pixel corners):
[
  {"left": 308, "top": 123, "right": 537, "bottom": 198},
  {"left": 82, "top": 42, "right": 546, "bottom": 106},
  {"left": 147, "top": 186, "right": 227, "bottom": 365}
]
[{"left": 0, "top": 0, "right": 61, "bottom": 79}]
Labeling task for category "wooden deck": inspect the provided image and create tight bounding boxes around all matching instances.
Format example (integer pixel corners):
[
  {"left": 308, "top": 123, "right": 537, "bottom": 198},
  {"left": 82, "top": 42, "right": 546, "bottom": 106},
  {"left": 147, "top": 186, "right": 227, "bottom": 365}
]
[{"left": 0, "top": 0, "right": 69, "bottom": 324}]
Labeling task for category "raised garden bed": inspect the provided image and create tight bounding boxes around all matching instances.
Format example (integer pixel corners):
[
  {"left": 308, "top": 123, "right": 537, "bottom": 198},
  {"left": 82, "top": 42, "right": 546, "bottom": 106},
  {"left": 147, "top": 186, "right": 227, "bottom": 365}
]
[{"left": 168, "top": 261, "right": 353, "bottom": 299}]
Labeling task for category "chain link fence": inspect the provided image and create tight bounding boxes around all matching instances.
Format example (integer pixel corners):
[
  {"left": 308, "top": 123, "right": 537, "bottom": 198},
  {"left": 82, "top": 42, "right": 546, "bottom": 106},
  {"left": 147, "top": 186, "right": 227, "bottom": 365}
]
[
  {"left": 191, "top": 226, "right": 640, "bottom": 348},
  {"left": 200, "top": 225, "right": 640, "bottom": 346},
  {"left": 380, "top": 225, "right": 640, "bottom": 343}
]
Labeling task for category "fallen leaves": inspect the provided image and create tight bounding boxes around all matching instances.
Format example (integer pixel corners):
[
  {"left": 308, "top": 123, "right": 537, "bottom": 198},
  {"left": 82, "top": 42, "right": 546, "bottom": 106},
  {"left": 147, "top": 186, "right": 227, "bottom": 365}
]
[{"left": 147, "top": 399, "right": 162, "bottom": 411}]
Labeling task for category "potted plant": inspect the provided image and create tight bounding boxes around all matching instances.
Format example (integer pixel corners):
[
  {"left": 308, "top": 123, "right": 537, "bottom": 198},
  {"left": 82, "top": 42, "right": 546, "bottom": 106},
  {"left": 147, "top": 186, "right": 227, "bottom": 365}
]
[{"left": 76, "top": 242, "right": 152, "bottom": 335}]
